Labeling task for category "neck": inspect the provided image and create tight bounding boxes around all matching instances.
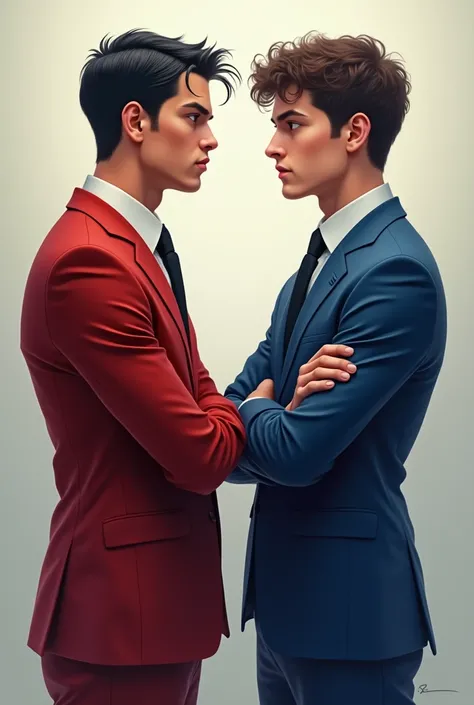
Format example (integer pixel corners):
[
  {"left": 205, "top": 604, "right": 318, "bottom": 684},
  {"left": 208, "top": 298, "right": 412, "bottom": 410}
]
[
  {"left": 318, "top": 165, "right": 384, "bottom": 220},
  {"left": 94, "top": 151, "right": 163, "bottom": 212}
]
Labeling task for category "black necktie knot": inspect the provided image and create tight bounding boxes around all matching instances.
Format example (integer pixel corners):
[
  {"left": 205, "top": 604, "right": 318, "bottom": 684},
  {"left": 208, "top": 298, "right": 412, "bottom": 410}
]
[
  {"left": 156, "top": 224, "right": 174, "bottom": 258},
  {"left": 307, "top": 227, "right": 325, "bottom": 259}
]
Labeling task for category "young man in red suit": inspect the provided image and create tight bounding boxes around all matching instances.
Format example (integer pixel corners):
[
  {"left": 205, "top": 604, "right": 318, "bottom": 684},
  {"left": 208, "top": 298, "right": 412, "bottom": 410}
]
[
  {"left": 20, "top": 29, "right": 246, "bottom": 705},
  {"left": 20, "top": 29, "right": 355, "bottom": 705}
]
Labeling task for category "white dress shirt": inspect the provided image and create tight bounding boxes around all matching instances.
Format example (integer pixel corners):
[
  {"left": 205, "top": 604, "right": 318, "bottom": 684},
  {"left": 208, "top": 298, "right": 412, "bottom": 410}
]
[
  {"left": 82, "top": 175, "right": 170, "bottom": 284},
  {"left": 82, "top": 177, "right": 394, "bottom": 409},
  {"left": 240, "top": 182, "right": 394, "bottom": 408},
  {"left": 308, "top": 182, "right": 393, "bottom": 292}
]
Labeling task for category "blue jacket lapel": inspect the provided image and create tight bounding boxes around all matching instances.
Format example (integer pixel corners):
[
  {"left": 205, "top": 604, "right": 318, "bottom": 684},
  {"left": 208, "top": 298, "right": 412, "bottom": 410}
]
[
  {"left": 279, "top": 246, "right": 347, "bottom": 390},
  {"left": 278, "top": 197, "right": 407, "bottom": 393}
]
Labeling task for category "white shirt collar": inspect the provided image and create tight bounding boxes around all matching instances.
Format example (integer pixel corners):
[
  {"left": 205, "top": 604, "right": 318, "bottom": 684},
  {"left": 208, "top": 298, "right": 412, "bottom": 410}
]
[
  {"left": 82, "top": 175, "right": 163, "bottom": 253},
  {"left": 319, "top": 183, "right": 393, "bottom": 253}
]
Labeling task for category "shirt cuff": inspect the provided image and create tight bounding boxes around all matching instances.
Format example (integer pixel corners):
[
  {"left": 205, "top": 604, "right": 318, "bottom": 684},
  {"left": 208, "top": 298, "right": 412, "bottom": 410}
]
[{"left": 238, "top": 397, "right": 265, "bottom": 410}]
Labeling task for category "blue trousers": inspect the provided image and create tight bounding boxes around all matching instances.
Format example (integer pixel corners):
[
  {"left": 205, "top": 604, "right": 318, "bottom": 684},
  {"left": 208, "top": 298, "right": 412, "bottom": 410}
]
[{"left": 257, "top": 627, "right": 423, "bottom": 705}]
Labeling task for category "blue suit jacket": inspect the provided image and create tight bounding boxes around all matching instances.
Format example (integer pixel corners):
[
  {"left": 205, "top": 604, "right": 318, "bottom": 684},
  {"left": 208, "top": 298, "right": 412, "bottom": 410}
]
[{"left": 225, "top": 198, "right": 446, "bottom": 661}]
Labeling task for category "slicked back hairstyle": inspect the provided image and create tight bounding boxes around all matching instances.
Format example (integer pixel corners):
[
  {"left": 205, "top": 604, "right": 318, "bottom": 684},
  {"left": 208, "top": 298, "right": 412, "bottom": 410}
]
[
  {"left": 80, "top": 29, "right": 241, "bottom": 162},
  {"left": 249, "top": 32, "right": 411, "bottom": 171}
]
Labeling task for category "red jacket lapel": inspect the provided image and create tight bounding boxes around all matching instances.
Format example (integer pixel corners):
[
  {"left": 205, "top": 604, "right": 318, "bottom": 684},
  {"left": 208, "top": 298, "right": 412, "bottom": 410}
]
[{"left": 65, "top": 188, "right": 194, "bottom": 380}]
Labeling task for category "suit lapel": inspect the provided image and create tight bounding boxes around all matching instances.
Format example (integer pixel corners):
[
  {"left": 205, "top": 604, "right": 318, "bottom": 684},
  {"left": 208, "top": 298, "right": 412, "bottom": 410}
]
[
  {"left": 278, "top": 197, "right": 407, "bottom": 393},
  {"left": 279, "top": 247, "right": 347, "bottom": 391},
  {"left": 272, "top": 275, "right": 295, "bottom": 381},
  {"left": 133, "top": 238, "right": 193, "bottom": 357},
  {"left": 66, "top": 188, "right": 194, "bottom": 388}
]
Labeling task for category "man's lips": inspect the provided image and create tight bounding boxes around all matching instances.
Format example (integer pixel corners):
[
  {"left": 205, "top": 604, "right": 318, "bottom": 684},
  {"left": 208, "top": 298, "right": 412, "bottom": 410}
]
[
  {"left": 196, "top": 158, "right": 209, "bottom": 171},
  {"left": 276, "top": 165, "right": 291, "bottom": 178}
]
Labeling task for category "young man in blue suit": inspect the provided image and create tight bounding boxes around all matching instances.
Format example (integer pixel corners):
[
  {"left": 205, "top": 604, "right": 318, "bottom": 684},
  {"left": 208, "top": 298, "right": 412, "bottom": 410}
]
[{"left": 225, "top": 32, "right": 447, "bottom": 705}]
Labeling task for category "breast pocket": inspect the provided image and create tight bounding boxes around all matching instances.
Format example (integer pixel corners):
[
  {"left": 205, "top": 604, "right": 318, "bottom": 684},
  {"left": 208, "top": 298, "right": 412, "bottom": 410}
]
[
  {"left": 294, "top": 331, "right": 335, "bottom": 369},
  {"left": 299, "top": 328, "right": 336, "bottom": 348}
]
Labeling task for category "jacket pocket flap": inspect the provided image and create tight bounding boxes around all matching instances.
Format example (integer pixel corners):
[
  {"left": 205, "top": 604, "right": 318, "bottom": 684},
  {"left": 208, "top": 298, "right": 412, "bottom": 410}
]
[
  {"left": 103, "top": 510, "right": 190, "bottom": 549},
  {"left": 292, "top": 509, "right": 377, "bottom": 539}
]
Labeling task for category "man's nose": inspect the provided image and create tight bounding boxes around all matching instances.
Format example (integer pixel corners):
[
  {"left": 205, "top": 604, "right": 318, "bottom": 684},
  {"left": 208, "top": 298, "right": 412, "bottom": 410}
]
[
  {"left": 201, "top": 128, "right": 218, "bottom": 152},
  {"left": 265, "top": 139, "right": 285, "bottom": 160}
]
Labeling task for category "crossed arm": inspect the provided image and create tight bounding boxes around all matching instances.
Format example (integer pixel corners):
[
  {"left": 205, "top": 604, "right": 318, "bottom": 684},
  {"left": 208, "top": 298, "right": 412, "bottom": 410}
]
[
  {"left": 44, "top": 245, "right": 246, "bottom": 495},
  {"left": 225, "top": 255, "right": 439, "bottom": 487}
]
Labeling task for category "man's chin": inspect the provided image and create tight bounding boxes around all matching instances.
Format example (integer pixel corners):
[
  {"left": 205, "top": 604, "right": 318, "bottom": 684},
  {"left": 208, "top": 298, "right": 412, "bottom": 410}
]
[
  {"left": 281, "top": 183, "right": 308, "bottom": 200},
  {"left": 168, "top": 177, "right": 202, "bottom": 194},
  {"left": 184, "top": 180, "right": 202, "bottom": 193}
]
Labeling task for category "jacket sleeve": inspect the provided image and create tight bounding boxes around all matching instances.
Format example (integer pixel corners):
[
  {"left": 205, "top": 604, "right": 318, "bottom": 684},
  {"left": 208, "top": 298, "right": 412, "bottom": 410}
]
[
  {"left": 236, "top": 256, "right": 440, "bottom": 486},
  {"left": 45, "top": 245, "right": 246, "bottom": 495},
  {"left": 224, "top": 289, "right": 286, "bottom": 486}
]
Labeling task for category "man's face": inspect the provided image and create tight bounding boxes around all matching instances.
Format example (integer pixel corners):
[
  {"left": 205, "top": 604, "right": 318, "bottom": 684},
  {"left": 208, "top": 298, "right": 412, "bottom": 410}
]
[
  {"left": 265, "top": 87, "right": 349, "bottom": 201},
  {"left": 139, "top": 72, "right": 218, "bottom": 193}
]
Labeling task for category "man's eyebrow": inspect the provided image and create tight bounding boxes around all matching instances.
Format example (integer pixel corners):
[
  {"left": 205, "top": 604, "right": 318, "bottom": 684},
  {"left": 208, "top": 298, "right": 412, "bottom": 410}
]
[
  {"left": 270, "top": 109, "right": 308, "bottom": 125},
  {"left": 182, "top": 102, "right": 213, "bottom": 119}
]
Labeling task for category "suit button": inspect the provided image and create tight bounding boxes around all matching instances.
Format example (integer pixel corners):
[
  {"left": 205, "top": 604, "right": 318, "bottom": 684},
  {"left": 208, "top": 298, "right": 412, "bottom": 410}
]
[{"left": 208, "top": 511, "right": 217, "bottom": 522}]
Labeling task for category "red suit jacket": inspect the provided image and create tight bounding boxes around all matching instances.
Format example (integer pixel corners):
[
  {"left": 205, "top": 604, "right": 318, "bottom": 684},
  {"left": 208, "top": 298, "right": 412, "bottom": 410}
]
[{"left": 20, "top": 188, "right": 246, "bottom": 666}]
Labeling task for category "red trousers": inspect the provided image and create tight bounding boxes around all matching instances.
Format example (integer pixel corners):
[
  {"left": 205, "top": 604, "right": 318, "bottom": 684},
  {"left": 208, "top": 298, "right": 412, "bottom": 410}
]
[{"left": 41, "top": 652, "right": 202, "bottom": 705}]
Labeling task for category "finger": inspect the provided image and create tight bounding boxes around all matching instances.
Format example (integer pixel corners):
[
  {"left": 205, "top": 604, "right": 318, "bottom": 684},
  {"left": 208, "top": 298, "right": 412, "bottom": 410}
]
[
  {"left": 291, "top": 380, "right": 335, "bottom": 410},
  {"left": 297, "top": 366, "right": 353, "bottom": 387},
  {"left": 290, "top": 380, "right": 335, "bottom": 410},
  {"left": 285, "top": 379, "right": 334, "bottom": 411},
  {"left": 299, "top": 355, "right": 357, "bottom": 377},
  {"left": 309, "top": 344, "right": 354, "bottom": 362}
]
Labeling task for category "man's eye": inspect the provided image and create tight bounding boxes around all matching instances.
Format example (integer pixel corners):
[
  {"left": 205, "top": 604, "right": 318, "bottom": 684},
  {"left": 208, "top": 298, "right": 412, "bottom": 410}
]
[
  {"left": 288, "top": 121, "right": 300, "bottom": 131},
  {"left": 187, "top": 114, "right": 199, "bottom": 123}
]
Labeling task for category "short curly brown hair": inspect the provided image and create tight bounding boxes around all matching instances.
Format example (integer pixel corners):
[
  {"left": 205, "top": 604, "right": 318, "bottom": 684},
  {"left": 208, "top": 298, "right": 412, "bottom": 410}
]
[{"left": 249, "top": 32, "right": 411, "bottom": 170}]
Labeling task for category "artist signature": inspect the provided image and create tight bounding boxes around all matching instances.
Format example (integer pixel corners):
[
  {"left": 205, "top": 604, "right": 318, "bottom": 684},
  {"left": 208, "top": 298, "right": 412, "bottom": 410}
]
[{"left": 418, "top": 684, "right": 459, "bottom": 694}]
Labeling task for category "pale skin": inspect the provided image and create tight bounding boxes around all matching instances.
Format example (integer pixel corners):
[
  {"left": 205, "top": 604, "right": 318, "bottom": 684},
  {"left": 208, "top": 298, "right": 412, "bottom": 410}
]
[
  {"left": 94, "top": 72, "right": 219, "bottom": 211},
  {"left": 266, "top": 86, "right": 384, "bottom": 216},
  {"left": 245, "top": 85, "right": 387, "bottom": 408}
]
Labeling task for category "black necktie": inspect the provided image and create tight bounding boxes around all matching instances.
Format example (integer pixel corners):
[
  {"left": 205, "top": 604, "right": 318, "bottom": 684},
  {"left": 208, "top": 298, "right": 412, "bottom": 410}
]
[
  {"left": 156, "top": 225, "right": 190, "bottom": 345},
  {"left": 283, "top": 227, "right": 326, "bottom": 355}
]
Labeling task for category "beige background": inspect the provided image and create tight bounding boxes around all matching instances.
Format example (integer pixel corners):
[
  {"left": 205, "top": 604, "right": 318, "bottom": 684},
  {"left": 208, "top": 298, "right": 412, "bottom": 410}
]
[{"left": 1, "top": 0, "right": 473, "bottom": 702}]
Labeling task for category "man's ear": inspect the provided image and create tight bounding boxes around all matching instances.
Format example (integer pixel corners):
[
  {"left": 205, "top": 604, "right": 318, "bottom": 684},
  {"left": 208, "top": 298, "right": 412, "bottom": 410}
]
[
  {"left": 345, "top": 112, "right": 371, "bottom": 155},
  {"left": 122, "top": 101, "right": 145, "bottom": 144}
]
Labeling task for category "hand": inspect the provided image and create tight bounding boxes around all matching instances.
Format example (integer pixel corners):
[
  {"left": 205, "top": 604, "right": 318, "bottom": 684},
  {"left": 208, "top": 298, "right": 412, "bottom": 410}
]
[
  {"left": 246, "top": 378, "right": 275, "bottom": 401},
  {"left": 286, "top": 344, "right": 356, "bottom": 411}
]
